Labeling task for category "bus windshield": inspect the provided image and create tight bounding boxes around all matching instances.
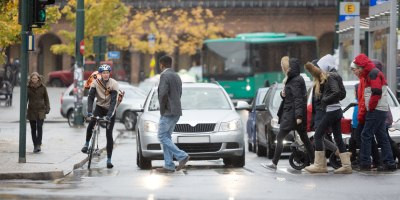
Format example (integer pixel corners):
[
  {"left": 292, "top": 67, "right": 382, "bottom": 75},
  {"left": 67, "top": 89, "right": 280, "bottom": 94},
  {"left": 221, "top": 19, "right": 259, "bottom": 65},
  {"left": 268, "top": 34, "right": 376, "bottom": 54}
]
[{"left": 202, "top": 42, "right": 252, "bottom": 79}]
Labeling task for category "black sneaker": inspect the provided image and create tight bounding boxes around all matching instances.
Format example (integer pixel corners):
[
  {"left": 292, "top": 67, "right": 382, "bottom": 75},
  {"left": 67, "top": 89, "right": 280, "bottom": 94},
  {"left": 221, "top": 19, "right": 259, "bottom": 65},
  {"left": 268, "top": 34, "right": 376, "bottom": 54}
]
[
  {"left": 33, "top": 145, "right": 39, "bottom": 153},
  {"left": 81, "top": 146, "right": 88, "bottom": 154},
  {"left": 37, "top": 145, "right": 41, "bottom": 152},
  {"left": 377, "top": 165, "right": 397, "bottom": 172},
  {"left": 107, "top": 162, "right": 114, "bottom": 169},
  {"left": 359, "top": 165, "right": 371, "bottom": 171}
]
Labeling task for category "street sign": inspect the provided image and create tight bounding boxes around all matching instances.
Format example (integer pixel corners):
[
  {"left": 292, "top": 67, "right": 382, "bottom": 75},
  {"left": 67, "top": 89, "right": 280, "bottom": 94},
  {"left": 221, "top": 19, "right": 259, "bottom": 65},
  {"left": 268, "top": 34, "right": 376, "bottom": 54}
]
[
  {"left": 79, "top": 40, "right": 84, "bottom": 55},
  {"left": 370, "top": 0, "right": 389, "bottom": 7},
  {"left": 107, "top": 51, "right": 120, "bottom": 59},
  {"left": 339, "top": 2, "right": 360, "bottom": 22}
]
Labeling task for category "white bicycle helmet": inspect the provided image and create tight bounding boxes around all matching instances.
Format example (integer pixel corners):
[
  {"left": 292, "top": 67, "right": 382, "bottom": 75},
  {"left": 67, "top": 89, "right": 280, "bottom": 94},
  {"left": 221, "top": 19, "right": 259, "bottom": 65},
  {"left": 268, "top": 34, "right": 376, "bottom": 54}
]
[{"left": 98, "top": 64, "right": 111, "bottom": 73}]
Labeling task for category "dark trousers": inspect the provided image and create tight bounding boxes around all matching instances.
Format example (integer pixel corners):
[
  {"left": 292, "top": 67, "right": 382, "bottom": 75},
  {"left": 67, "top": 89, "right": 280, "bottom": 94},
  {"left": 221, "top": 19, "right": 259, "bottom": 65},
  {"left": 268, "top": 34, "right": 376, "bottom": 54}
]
[
  {"left": 30, "top": 120, "right": 44, "bottom": 146},
  {"left": 272, "top": 127, "right": 314, "bottom": 165},
  {"left": 86, "top": 106, "right": 116, "bottom": 159},
  {"left": 350, "top": 124, "right": 381, "bottom": 165},
  {"left": 360, "top": 110, "right": 395, "bottom": 167},
  {"left": 314, "top": 109, "right": 346, "bottom": 153}
]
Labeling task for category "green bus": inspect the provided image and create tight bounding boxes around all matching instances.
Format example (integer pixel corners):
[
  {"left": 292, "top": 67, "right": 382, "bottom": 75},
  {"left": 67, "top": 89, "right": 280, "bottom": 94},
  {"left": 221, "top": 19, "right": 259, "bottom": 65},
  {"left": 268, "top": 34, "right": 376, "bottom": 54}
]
[{"left": 202, "top": 32, "right": 318, "bottom": 101}]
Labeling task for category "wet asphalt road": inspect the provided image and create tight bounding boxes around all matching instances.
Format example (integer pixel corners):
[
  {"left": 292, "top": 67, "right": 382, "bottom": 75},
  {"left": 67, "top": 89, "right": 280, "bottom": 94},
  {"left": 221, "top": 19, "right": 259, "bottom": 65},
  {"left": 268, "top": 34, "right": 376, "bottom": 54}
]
[{"left": 1, "top": 130, "right": 400, "bottom": 200}]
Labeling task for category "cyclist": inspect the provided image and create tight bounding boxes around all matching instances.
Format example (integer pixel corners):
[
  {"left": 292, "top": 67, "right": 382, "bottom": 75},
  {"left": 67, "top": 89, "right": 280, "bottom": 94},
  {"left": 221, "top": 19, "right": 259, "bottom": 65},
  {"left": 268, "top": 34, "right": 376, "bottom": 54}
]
[{"left": 81, "top": 64, "right": 119, "bottom": 169}]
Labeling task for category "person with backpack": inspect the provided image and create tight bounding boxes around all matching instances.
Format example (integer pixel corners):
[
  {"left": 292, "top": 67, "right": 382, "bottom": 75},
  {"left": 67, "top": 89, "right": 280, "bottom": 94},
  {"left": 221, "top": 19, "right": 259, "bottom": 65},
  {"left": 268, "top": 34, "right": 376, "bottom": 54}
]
[
  {"left": 305, "top": 54, "right": 352, "bottom": 174},
  {"left": 81, "top": 64, "right": 120, "bottom": 169}
]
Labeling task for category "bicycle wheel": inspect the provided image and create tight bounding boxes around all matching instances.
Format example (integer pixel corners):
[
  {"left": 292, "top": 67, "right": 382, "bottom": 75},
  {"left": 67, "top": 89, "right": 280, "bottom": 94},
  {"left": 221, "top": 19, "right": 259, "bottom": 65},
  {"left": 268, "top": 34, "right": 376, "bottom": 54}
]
[
  {"left": 87, "top": 131, "right": 97, "bottom": 169},
  {"left": 289, "top": 150, "right": 309, "bottom": 170}
]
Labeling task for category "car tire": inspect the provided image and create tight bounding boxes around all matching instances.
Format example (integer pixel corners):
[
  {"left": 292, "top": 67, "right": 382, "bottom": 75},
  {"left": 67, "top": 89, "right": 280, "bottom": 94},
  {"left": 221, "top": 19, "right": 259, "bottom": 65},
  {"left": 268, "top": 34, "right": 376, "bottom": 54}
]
[
  {"left": 123, "top": 111, "right": 137, "bottom": 130},
  {"left": 50, "top": 79, "right": 64, "bottom": 87},
  {"left": 223, "top": 148, "right": 245, "bottom": 168},
  {"left": 136, "top": 134, "right": 152, "bottom": 169},
  {"left": 266, "top": 130, "right": 275, "bottom": 159},
  {"left": 256, "top": 132, "right": 266, "bottom": 157},
  {"left": 67, "top": 110, "right": 74, "bottom": 127}
]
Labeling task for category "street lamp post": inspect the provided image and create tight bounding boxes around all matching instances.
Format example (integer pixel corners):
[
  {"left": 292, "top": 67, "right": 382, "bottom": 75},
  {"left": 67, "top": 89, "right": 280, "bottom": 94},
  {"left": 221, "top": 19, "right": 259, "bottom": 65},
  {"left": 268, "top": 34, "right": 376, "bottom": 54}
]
[{"left": 73, "top": 0, "right": 85, "bottom": 127}]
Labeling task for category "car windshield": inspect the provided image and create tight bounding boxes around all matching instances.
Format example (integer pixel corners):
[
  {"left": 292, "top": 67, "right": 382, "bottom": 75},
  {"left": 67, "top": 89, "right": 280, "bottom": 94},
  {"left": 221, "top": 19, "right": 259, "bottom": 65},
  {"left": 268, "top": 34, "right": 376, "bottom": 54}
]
[
  {"left": 256, "top": 89, "right": 269, "bottom": 106},
  {"left": 270, "top": 87, "right": 283, "bottom": 115},
  {"left": 148, "top": 87, "right": 232, "bottom": 111}
]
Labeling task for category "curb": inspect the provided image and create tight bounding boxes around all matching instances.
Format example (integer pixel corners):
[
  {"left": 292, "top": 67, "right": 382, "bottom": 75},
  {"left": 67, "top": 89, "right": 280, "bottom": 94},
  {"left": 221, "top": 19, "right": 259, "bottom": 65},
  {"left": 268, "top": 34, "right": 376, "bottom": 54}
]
[
  {"left": 0, "top": 171, "right": 64, "bottom": 180},
  {"left": 0, "top": 130, "right": 125, "bottom": 180}
]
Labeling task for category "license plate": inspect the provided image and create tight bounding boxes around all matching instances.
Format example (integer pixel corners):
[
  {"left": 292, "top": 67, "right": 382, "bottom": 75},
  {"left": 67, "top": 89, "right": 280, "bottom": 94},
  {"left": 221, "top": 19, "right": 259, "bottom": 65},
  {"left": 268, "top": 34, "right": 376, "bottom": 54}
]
[{"left": 178, "top": 136, "right": 210, "bottom": 143}]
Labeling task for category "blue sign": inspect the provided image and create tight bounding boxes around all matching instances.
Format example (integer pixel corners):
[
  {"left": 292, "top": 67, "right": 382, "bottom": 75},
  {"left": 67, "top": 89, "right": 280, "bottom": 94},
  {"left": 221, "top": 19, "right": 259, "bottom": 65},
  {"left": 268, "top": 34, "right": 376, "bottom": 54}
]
[
  {"left": 370, "top": 0, "right": 388, "bottom": 7},
  {"left": 107, "top": 51, "right": 120, "bottom": 59}
]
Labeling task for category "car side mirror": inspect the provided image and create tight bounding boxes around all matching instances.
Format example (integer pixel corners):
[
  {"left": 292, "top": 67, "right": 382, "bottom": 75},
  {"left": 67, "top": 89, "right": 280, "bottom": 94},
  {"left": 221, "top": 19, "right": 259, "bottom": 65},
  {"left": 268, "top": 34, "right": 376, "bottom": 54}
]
[
  {"left": 255, "top": 105, "right": 266, "bottom": 111},
  {"left": 235, "top": 101, "right": 250, "bottom": 110}
]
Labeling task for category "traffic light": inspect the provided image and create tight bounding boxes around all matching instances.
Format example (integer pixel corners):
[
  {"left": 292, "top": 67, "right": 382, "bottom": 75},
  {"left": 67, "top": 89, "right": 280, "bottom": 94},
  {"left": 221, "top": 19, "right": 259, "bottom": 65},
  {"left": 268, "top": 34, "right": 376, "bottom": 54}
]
[{"left": 31, "top": 0, "right": 56, "bottom": 28}]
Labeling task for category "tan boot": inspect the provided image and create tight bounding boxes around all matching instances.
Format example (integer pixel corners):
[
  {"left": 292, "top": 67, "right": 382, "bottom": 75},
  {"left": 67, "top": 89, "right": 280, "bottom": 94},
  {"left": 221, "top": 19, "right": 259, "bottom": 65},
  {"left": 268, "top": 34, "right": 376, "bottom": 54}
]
[
  {"left": 305, "top": 151, "right": 328, "bottom": 173},
  {"left": 334, "top": 152, "right": 352, "bottom": 174}
]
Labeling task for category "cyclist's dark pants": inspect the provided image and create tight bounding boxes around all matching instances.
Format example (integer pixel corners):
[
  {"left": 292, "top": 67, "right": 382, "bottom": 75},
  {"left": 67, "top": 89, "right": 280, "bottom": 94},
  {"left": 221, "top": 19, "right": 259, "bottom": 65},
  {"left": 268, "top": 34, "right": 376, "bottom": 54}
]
[{"left": 86, "top": 105, "right": 116, "bottom": 158}]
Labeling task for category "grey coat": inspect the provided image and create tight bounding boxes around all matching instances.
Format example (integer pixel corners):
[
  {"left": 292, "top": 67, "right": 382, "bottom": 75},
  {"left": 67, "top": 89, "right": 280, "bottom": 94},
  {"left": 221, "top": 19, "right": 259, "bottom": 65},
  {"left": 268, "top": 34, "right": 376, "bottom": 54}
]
[{"left": 158, "top": 68, "right": 182, "bottom": 116}]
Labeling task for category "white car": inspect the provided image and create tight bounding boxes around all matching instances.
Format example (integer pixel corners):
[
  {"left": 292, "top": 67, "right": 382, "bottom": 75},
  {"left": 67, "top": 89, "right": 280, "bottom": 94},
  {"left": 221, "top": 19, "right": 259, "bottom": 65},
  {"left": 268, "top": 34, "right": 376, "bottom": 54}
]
[
  {"left": 60, "top": 81, "right": 146, "bottom": 130},
  {"left": 307, "top": 80, "right": 400, "bottom": 145},
  {"left": 135, "top": 82, "right": 248, "bottom": 169}
]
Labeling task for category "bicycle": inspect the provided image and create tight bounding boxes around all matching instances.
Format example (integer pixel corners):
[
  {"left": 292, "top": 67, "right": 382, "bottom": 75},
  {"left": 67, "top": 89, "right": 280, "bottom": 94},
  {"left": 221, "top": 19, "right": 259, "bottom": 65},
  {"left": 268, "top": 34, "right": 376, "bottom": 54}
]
[{"left": 86, "top": 116, "right": 109, "bottom": 169}]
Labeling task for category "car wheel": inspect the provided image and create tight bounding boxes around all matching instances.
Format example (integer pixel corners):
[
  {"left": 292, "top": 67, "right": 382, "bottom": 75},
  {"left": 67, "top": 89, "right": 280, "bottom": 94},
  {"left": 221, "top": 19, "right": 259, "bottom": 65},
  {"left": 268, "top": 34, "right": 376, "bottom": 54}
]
[
  {"left": 136, "top": 134, "right": 152, "bottom": 169},
  {"left": 256, "top": 132, "right": 266, "bottom": 157},
  {"left": 266, "top": 130, "right": 275, "bottom": 159},
  {"left": 50, "top": 79, "right": 64, "bottom": 87},
  {"left": 223, "top": 148, "right": 245, "bottom": 168},
  {"left": 123, "top": 111, "right": 137, "bottom": 130},
  {"left": 67, "top": 110, "right": 74, "bottom": 127}
]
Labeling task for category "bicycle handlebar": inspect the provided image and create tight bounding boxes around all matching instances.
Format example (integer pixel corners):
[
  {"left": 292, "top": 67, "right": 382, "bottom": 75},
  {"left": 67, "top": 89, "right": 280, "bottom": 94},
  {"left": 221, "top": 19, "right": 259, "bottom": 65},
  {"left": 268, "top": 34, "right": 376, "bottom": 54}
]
[{"left": 86, "top": 116, "right": 109, "bottom": 123}]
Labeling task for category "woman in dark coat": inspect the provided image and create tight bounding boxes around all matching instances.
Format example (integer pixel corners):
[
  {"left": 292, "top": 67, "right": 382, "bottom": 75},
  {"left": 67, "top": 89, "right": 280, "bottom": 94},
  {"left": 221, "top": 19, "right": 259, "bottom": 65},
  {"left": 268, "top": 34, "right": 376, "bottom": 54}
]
[
  {"left": 265, "top": 56, "right": 314, "bottom": 170},
  {"left": 27, "top": 72, "right": 50, "bottom": 153}
]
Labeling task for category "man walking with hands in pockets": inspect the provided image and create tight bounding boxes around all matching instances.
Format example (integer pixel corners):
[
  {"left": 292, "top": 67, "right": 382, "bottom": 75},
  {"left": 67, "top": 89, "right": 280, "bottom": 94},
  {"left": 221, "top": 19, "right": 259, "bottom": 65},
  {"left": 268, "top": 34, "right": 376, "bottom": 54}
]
[{"left": 156, "top": 55, "right": 190, "bottom": 173}]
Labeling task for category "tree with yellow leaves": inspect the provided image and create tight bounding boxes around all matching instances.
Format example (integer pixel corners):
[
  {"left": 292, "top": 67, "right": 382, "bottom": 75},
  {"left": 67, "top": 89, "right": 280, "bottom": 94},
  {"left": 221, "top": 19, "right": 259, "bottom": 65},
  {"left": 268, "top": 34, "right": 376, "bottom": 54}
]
[
  {"left": 50, "top": 0, "right": 129, "bottom": 58},
  {"left": 0, "top": 0, "right": 60, "bottom": 64},
  {"left": 119, "top": 7, "right": 227, "bottom": 56}
]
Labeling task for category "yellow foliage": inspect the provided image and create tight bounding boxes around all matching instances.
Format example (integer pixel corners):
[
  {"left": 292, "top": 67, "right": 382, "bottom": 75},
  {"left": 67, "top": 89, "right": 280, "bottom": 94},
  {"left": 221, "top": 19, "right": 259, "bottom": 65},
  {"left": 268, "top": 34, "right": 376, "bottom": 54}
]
[
  {"left": 122, "top": 6, "right": 226, "bottom": 55},
  {"left": 0, "top": 0, "right": 61, "bottom": 64},
  {"left": 50, "top": 0, "right": 129, "bottom": 57}
]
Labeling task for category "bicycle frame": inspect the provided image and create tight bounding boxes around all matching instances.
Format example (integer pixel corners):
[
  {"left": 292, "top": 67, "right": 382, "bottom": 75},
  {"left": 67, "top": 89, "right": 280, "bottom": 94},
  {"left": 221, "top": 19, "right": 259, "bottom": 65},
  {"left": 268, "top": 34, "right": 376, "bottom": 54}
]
[{"left": 87, "top": 116, "right": 108, "bottom": 169}]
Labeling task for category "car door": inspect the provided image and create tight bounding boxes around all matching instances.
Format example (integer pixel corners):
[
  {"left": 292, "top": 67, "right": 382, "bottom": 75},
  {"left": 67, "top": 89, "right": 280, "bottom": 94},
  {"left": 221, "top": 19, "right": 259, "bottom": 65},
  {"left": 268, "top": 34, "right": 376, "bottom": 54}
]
[{"left": 256, "top": 86, "right": 274, "bottom": 145}]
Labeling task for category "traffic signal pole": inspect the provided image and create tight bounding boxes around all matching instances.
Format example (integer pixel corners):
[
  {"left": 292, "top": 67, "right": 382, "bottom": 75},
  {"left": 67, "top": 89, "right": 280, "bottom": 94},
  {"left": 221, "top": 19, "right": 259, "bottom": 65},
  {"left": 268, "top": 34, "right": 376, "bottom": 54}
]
[
  {"left": 73, "top": 0, "right": 85, "bottom": 127},
  {"left": 19, "top": 0, "right": 29, "bottom": 163}
]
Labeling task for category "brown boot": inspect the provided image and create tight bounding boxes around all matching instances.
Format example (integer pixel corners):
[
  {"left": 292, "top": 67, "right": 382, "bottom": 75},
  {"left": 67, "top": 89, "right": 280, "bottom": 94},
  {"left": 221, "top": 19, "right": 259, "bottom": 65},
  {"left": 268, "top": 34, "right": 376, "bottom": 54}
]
[
  {"left": 334, "top": 152, "right": 352, "bottom": 174},
  {"left": 305, "top": 151, "right": 328, "bottom": 173}
]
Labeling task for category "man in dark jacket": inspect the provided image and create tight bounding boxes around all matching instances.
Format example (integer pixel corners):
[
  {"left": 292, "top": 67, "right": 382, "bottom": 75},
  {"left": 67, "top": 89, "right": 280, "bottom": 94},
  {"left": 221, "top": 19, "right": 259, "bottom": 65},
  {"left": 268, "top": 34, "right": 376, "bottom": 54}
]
[
  {"left": 156, "top": 55, "right": 190, "bottom": 173},
  {"left": 264, "top": 56, "right": 314, "bottom": 170},
  {"left": 354, "top": 54, "right": 396, "bottom": 171},
  {"left": 305, "top": 54, "right": 352, "bottom": 174}
]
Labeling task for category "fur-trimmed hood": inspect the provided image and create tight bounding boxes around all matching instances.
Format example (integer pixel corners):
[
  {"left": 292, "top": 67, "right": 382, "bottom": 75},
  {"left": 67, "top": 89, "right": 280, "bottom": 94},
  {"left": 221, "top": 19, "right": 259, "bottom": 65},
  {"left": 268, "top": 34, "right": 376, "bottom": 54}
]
[{"left": 305, "top": 62, "right": 322, "bottom": 79}]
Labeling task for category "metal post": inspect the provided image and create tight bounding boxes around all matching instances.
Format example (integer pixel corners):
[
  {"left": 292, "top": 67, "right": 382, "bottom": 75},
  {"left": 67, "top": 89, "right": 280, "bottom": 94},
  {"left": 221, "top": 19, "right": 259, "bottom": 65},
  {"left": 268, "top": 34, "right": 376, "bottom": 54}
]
[
  {"left": 334, "top": 0, "right": 343, "bottom": 51},
  {"left": 73, "top": 0, "right": 84, "bottom": 126},
  {"left": 18, "top": 0, "right": 29, "bottom": 163},
  {"left": 388, "top": 0, "right": 397, "bottom": 92},
  {"left": 354, "top": 16, "right": 361, "bottom": 57}
]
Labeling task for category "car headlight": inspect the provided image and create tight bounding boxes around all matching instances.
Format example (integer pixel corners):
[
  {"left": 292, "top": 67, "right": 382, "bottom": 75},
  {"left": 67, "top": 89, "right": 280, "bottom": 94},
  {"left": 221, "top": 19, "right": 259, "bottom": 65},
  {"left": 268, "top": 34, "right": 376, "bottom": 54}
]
[
  {"left": 219, "top": 119, "right": 241, "bottom": 132},
  {"left": 144, "top": 120, "right": 158, "bottom": 133},
  {"left": 271, "top": 118, "right": 279, "bottom": 129}
]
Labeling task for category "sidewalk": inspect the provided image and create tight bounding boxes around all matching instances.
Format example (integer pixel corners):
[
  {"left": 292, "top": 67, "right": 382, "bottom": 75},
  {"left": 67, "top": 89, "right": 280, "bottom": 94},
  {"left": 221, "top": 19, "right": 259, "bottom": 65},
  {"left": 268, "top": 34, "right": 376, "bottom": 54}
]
[{"left": 0, "top": 121, "right": 124, "bottom": 180}]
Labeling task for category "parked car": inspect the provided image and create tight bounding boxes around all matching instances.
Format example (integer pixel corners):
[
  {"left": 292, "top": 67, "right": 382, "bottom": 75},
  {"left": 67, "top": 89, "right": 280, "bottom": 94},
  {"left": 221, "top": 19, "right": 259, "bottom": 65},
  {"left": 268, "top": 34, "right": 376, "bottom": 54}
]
[
  {"left": 135, "top": 82, "right": 249, "bottom": 169},
  {"left": 60, "top": 81, "right": 146, "bottom": 130},
  {"left": 306, "top": 81, "right": 400, "bottom": 145},
  {"left": 48, "top": 61, "right": 128, "bottom": 87},
  {"left": 246, "top": 87, "right": 269, "bottom": 153}
]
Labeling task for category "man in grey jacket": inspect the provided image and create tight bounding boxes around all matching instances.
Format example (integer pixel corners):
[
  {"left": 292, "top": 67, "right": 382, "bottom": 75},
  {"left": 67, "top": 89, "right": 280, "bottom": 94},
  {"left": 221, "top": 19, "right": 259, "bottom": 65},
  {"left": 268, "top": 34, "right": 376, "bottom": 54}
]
[{"left": 156, "top": 55, "right": 190, "bottom": 173}]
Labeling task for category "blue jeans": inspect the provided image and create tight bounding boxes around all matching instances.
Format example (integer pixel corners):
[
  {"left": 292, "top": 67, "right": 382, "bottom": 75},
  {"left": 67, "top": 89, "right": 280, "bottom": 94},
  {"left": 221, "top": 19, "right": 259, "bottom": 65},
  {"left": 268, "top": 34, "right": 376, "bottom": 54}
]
[
  {"left": 158, "top": 115, "right": 188, "bottom": 170},
  {"left": 360, "top": 110, "right": 395, "bottom": 167}
]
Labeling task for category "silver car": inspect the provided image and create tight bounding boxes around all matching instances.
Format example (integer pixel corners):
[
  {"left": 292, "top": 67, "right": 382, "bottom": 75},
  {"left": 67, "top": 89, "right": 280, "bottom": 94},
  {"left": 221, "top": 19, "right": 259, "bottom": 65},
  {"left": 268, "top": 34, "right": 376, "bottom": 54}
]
[
  {"left": 135, "top": 83, "right": 248, "bottom": 169},
  {"left": 60, "top": 81, "right": 146, "bottom": 130}
]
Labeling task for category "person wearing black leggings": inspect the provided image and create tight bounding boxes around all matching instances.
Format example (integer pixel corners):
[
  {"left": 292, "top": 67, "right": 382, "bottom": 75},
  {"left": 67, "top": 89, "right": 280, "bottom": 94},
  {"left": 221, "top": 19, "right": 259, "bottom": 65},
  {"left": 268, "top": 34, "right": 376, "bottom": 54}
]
[
  {"left": 305, "top": 54, "right": 352, "bottom": 174},
  {"left": 264, "top": 56, "right": 314, "bottom": 170}
]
